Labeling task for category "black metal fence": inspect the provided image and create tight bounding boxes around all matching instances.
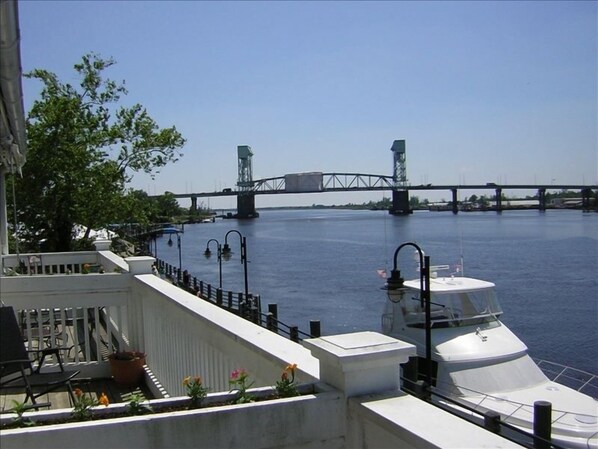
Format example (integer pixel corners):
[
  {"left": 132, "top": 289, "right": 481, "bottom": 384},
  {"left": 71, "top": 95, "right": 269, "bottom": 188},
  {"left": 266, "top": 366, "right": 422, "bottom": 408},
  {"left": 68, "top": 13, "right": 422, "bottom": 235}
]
[{"left": 155, "top": 258, "right": 320, "bottom": 342}]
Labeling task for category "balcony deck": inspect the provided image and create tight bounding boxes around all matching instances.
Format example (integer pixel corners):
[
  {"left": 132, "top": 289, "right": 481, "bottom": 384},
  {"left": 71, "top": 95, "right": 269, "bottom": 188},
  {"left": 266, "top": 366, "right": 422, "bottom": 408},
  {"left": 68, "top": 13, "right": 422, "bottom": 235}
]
[{"left": 1, "top": 377, "right": 154, "bottom": 413}]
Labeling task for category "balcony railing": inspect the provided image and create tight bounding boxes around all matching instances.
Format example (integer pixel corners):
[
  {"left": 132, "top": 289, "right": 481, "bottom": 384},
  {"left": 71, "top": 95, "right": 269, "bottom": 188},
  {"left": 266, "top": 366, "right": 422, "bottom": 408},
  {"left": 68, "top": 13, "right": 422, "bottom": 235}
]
[{"left": 0, "top": 250, "right": 318, "bottom": 393}]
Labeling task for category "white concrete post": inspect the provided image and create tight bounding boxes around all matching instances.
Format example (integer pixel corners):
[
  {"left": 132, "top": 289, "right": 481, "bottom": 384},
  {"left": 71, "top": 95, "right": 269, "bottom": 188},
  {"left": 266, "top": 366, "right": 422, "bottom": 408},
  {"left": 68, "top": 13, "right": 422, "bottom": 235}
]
[
  {"left": 125, "top": 256, "right": 155, "bottom": 275},
  {"left": 93, "top": 239, "right": 112, "bottom": 251},
  {"left": 303, "top": 331, "right": 416, "bottom": 397}
]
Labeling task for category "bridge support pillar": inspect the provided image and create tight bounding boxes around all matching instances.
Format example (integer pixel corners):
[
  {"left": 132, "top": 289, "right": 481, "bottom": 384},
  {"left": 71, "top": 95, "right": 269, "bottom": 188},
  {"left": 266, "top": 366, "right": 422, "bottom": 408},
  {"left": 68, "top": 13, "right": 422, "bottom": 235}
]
[
  {"left": 495, "top": 188, "right": 502, "bottom": 213},
  {"left": 582, "top": 188, "right": 593, "bottom": 211},
  {"left": 538, "top": 188, "right": 546, "bottom": 211},
  {"left": 389, "top": 190, "right": 411, "bottom": 215},
  {"left": 236, "top": 194, "right": 259, "bottom": 219},
  {"left": 451, "top": 189, "right": 459, "bottom": 214},
  {"left": 190, "top": 196, "right": 198, "bottom": 212}
]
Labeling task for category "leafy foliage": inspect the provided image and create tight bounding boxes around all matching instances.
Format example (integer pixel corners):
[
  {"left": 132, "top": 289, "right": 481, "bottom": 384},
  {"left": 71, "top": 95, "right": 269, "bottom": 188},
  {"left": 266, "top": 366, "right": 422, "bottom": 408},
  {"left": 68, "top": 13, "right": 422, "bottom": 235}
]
[{"left": 11, "top": 53, "right": 186, "bottom": 251}]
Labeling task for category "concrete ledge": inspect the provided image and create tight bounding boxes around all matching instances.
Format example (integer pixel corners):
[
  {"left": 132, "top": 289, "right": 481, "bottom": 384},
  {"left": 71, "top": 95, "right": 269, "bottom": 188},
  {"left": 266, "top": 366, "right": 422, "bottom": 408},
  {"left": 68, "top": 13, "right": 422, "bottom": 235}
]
[{"left": 349, "top": 393, "right": 523, "bottom": 448}]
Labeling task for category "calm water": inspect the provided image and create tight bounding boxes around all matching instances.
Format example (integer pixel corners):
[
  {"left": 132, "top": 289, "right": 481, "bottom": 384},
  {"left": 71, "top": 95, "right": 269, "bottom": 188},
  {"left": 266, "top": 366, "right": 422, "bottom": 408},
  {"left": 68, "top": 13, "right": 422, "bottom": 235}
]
[{"left": 156, "top": 209, "right": 598, "bottom": 374}]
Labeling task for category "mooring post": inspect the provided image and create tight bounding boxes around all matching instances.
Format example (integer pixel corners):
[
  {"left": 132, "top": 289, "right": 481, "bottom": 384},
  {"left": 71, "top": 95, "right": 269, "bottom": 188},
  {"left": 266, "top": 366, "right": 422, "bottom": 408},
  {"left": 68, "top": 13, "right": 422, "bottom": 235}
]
[
  {"left": 268, "top": 304, "right": 278, "bottom": 333},
  {"left": 484, "top": 411, "right": 501, "bottom": 434},
  {"left": 266, "top": 313, "right": 277, "bottom": 333},
  {"left": 533, "top": 400, "right": 552, "bottom": 449},
  {"left": 310, "top": 320, "right": 321, "bottom": 337},
  {"left": 290, "top": 326, "right": 299, "bottom": 342}
]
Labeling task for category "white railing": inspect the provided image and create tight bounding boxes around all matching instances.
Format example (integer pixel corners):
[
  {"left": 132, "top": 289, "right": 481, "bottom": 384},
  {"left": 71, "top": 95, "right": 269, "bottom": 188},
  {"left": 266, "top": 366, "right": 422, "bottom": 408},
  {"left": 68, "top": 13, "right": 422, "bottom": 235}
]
[
  {"left": 1, "top": 250, "right": 319, "bottom": 394},
  {"left": 1, "top": 251, "right": 128, "bottom": 277},
  {"left": 1, "top": 264, "right": 131, "bottom": 377},
  {"left": 129, "top": 274, "right": 319, "bottom": 396}
]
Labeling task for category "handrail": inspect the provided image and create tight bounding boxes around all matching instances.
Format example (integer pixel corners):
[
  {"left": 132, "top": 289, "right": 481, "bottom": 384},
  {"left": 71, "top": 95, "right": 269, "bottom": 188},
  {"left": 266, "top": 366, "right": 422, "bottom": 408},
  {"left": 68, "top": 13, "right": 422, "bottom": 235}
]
[
  {"left": 154, "top": 258, "right": 319, "bottom": 342},
  {"left": 429, "top": 377, "right": 598, "bottom": 428},
  {"left": 405, "top": 382, "right": 567, "bottom": 449},
  {"left": 534, "top": 358, "right": 598, "bottom": 397}
]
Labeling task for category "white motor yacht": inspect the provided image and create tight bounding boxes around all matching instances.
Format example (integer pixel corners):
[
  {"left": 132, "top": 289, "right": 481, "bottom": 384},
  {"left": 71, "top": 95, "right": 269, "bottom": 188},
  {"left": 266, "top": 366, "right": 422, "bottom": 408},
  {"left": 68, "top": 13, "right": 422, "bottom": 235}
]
[{"left": 382, "top": 270, "right": 598, "bottom": 449}]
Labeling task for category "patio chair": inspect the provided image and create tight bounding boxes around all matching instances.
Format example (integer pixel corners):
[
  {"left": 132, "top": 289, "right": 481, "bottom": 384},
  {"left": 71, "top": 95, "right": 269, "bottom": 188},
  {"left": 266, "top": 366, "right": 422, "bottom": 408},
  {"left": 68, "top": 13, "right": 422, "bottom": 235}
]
[{"left": 0, "top": 305, "right": 80, "bottom": 410}]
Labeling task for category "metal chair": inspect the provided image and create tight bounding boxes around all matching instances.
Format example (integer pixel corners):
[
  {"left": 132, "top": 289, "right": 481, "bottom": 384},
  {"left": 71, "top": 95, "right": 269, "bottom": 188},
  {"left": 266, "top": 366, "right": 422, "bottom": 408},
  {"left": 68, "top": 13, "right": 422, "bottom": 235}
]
[{"left": 0, "top": 305, "right": 80, "bottom": 410}]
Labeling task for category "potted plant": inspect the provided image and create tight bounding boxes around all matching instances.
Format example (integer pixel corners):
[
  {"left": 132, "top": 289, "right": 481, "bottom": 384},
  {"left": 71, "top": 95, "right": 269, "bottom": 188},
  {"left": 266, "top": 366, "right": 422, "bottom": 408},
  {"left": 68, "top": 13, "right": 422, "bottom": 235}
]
[{"left": 108, "top": 351, "right": 147, "bottom": 386}]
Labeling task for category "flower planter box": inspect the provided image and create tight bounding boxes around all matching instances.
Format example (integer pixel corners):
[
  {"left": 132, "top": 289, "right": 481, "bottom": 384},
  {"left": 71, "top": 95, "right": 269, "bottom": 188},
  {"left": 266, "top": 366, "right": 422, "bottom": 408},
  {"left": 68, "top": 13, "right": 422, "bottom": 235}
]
[
  {"left": 0, "top": 385, "right": 344, "bottom": 449},
  {"left": 108, "top": 352, "right": 147, "bottom": 386}
]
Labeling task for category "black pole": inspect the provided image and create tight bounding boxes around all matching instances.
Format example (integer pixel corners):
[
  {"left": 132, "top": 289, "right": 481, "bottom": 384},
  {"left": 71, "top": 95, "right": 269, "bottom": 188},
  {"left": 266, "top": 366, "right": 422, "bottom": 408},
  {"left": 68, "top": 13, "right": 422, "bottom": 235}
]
[
  {"left": 224, "top": 230, "right": 249, "bottom": 298},
  {"left": 533, "top": 400, "right": 552, "bottom": 449},
  {"left": 423, "top": 254, "right": 432, "bottom": 387},
  {"left": 241, "top": 236, "right": 248, "bottom": 297},
  {"left": 217, "top": 245, "right": 222, "bottom": 289},
  {"left": 177, "top": 234, "right": 182, "bottom": 277}
]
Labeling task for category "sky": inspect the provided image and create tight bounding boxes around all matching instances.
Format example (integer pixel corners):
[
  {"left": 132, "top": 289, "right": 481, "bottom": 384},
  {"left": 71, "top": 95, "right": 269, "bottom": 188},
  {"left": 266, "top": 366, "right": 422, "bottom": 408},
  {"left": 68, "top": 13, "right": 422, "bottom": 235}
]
[{"left": 17, "top": 1, "right": 597, "bottom": 208}]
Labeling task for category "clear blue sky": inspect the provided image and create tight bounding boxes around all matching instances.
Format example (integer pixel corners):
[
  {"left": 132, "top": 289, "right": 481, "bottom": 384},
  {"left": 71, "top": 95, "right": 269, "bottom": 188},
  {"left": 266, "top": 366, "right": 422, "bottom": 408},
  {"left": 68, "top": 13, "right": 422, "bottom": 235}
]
[{"left": 18, "top": 1, "right": 597, "bottom": 207}]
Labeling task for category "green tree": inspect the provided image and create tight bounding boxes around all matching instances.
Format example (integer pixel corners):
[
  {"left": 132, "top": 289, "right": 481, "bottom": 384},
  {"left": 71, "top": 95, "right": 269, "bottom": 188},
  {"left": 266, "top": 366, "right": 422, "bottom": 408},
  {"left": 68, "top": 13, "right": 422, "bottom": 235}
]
[
  {"left": 155, "top": 192, "right": 183, "bottom": 222},
  {"left": 12, "top": 53, "right": 186, "bottom": 251}
]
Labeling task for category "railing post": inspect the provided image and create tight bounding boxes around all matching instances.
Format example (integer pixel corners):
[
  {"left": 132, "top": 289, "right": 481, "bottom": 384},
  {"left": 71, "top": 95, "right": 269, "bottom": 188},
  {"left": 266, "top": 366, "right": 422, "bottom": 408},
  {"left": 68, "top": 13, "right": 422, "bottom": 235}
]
[
  {"left": 533, "top": 401, "right": 552, "bottom": 449},
  {"left": 199, "top": 280, "right": 204, "bottom": 297},
  {"left": 216, "top": 288, "right": 223, "bottom": 306},
  {"left": 309, "top": 320, "right": 321, "bottom": 337},
  {"left": 207, "top": 284, "right": 212, "bottom": 300},
  {"left": 227, "top": 291, "right": 233, "bottom": 309},
  {"left": 484, "top": 411, "right": 501, "bottom": 434},
  {"left": 267, "top": 313, "right": 277, "bottom": 333},
  {"left": 268, "top": 304, "right": 278, "bottom": 333},
  {"left": 290, "top": 326, "right": 299, "bottom": 342},
  {"left": 238, "top": 293, "right": 244, "bottom": 316}
]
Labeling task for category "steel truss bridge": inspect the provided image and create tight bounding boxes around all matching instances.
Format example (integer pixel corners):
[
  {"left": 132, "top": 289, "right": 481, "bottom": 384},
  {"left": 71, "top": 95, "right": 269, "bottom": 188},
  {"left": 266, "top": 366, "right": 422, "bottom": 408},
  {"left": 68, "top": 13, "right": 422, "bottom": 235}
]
[{"left": 170, "top": 172, "right": 595, "bottom": 199}]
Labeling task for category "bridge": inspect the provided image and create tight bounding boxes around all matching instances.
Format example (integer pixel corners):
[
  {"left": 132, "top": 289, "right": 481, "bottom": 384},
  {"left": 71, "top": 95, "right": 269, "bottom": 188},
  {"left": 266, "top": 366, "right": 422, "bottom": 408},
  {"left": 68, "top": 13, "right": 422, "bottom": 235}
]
[{"left": 168, "top": 141, "right": 597, "bottom": 218}]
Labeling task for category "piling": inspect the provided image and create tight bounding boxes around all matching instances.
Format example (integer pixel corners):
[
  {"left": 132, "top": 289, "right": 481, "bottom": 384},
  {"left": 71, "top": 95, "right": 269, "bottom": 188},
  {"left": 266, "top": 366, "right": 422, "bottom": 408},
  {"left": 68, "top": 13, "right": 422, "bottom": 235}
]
[
  {"left": 268, "top": 304, "right": 278, "bottom": 333},
  {"left": 290, "top": 326, "right": 299, "bottom": 342},
  {"left": 533, "top": 400, "right": 552, "bottom": 449},
  {"left": 484, "top": 411, "right": 501, "bottom": 434},
  {"left": 309, "top": 320, "right": 321, "bottom": 337}
]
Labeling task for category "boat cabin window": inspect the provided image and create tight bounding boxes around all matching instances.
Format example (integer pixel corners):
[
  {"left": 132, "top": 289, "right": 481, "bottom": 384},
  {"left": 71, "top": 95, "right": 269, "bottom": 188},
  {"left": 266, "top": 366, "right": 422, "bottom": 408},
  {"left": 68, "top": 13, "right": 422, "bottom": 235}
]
[{"left": 402, "top": 288, "right": 502, "bottom": 328}]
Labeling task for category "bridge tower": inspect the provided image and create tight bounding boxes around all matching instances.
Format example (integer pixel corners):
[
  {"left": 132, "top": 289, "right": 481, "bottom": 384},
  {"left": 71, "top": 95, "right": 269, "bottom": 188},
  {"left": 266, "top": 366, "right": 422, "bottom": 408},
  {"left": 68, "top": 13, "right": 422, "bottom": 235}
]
[
  {"left": 236, "top": 145, "right": 259, "bottom": 219},
  {"left": 389, "top": 140, "right": 412, "bottom": 215}
]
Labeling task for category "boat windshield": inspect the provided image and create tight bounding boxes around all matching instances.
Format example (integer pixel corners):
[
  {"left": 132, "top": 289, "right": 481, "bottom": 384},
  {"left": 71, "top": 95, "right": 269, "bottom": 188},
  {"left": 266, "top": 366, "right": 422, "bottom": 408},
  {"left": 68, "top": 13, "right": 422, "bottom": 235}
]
[{"left": 403, "top": 287, "right": 503, "bottom": 328}]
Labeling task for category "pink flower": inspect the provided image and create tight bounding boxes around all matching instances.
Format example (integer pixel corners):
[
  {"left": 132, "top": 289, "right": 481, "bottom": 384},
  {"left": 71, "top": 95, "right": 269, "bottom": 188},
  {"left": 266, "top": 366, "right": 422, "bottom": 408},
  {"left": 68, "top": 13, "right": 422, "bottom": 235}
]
[{"left": 230, "top": 369, "right": 240, "bottom": 380}]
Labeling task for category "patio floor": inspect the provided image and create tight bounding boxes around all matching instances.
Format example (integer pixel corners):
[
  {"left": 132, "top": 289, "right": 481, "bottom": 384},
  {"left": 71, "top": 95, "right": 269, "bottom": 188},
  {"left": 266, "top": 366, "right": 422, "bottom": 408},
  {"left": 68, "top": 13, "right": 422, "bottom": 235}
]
[{"left": 0, "top": 377, "right": 154, "bottom": 413}]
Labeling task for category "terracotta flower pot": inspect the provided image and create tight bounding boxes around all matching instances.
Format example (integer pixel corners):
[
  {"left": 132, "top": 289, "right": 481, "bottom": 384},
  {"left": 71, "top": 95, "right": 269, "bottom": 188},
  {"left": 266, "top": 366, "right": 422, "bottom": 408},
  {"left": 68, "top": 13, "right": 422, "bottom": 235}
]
[{"left": 108, "top": 351, "right": 147, "bottom": 386}]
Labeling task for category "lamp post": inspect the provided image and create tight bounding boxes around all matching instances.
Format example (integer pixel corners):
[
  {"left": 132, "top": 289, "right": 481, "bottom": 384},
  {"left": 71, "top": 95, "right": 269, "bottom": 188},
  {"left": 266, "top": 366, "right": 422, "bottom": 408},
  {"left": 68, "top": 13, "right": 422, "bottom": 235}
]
[
  {"left": 222, "top": 230, "right": 249, "bottom": 298},
  {"left": 162, "top": 227, "right": 182, "bottom": 280},
  {"left": 204, "top": 238, "right": 222, "bottom": 289},
  {"left": 386, "top": 242, "right": 432, "bottom": 388}
]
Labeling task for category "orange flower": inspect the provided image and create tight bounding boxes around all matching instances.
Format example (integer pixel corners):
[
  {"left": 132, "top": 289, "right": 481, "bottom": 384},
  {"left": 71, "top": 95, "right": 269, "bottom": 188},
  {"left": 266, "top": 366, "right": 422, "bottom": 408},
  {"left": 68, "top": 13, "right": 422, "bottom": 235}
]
[
  {"left": 285, "top": 363, "right": 297, "bottom": 372},
  {"left": 183, "top": 376, "right": 191, "bottom": 387},
  {"left": 281, "top": 371, "right": 288, "bottom": 381},
  {"left": 193, "top": 376, "right": 202, "bottom": 384},
  {"left": 99, "top": 392, "right": 110, "bottom": 407},
  {"left": 74, "top": 388, "right": 83, "bottom": 397}
]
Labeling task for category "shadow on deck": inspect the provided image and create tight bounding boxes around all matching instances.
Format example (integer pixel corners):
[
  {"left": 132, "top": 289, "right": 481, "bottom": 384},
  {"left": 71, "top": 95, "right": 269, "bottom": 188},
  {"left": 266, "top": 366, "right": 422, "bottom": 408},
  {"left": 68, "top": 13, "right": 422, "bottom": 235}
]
[{"left": 1, "top": 377, "right": 154, "bottom": 413}]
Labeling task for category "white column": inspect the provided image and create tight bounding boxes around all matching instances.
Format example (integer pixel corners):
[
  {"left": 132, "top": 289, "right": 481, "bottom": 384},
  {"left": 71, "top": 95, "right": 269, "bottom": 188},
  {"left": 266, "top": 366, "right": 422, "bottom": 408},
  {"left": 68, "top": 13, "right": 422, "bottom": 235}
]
[
  {"left": 93, "top": 239, "right": 112, "bottom": 251},
  {"left": 125, "top": 256, "right": 156, "bottom": 275},
  {"left": 0, "top": 166, "right": 9, "bottom": 255},
  {"left": 303, "top": 331, "right": 416, "bottom": 397}
]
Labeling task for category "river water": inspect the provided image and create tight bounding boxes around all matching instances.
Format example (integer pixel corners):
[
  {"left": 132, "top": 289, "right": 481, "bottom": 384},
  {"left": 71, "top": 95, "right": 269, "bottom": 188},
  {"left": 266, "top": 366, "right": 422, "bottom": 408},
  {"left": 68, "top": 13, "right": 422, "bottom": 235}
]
[{"left": 155, "top": 208, "right": 598, "bottom": 375}]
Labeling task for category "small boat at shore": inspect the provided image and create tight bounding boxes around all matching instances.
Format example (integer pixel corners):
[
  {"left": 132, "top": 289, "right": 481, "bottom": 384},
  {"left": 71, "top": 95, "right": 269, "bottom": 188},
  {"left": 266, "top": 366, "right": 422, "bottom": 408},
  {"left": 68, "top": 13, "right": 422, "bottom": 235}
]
[{"left": 381, "top": 265, "right": 598, "bottom": 449}]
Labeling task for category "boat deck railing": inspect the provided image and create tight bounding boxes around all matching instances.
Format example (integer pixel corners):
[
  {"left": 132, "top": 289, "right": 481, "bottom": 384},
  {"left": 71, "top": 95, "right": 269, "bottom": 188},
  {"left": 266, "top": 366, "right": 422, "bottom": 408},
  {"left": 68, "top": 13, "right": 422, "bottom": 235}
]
[
  {"left": 534, "top": 358, "right": 598, "bottom": 398},
  {"left": 428, "top": 375, "right": 598, "bottom": 433}
]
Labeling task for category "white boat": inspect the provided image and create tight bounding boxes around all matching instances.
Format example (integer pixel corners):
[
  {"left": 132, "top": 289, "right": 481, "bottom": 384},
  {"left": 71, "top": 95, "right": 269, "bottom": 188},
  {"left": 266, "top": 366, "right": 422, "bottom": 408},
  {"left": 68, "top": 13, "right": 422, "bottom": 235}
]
[{"left": 381, "top": 267, "right": 598, "bottom": 449}]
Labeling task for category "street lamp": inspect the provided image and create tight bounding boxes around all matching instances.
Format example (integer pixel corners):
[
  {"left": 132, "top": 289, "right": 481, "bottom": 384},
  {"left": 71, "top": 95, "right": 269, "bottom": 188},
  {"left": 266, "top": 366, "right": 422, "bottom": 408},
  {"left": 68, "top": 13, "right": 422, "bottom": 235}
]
[
  {"left": 385, "top": 242, "right": 432, "bottom": 388},
  {"left": 162, "top": 227, "right": 182, "bottom": 279},
  {"left": 222, "top": 230, "right": 249, "bottom": 297},
  {"left": 204, "top": 238, "right": 222, "bottom": 289}
]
